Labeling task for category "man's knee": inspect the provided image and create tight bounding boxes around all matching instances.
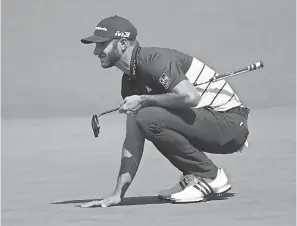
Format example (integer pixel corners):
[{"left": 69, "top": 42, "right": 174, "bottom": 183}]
[{"left": 135, "top": 107, "right": 167, "bottom": 137}]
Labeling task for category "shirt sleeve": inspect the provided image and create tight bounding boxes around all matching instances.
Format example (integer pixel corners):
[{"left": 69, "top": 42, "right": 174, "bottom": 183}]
[{"left": 150, "top": 59, "right": 188, "bottom": 92}]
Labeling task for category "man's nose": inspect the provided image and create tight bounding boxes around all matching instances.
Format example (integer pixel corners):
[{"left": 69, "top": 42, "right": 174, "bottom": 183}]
[{"left": 93, "top": 47, "right": 102, "bottom": 56}]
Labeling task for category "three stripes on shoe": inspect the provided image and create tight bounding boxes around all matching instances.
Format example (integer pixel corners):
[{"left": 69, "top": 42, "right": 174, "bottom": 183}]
[
  {"left": 193, "top": 178, "right": 214, "bottom": 197},
  {"left": 179, "top": 177, "right": 214, "bottom": 197}
]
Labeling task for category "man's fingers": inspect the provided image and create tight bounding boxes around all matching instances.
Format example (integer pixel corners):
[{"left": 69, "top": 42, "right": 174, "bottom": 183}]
[
  {"left": 80, "top": 199, "right": 115, "bottom": 208},
  {"left": 80, "top": 200, "right": 103, "bottom": 208},
  {"left": 119, "top": 106, "right": 125, "bottom": 113},
  {"left": 101, "top": 199, "right": 115, "bottom": 208},
  {"left": 120, "top": 99, "right": 127, "bottom": 107},
  {"left": 119, "top": 105, "right": 131, "bottom": 114}
]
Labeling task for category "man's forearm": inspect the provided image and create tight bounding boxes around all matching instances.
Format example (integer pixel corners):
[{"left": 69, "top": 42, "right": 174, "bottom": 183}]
[
  {"left": 113, "top": 157, "right": 138, "bottom": 198},
  {"left": 140, "top": 93, "right": 198, "bottom": 109},
  {"left": 113, "top": 145, "right": 143, "bottom": 198}
]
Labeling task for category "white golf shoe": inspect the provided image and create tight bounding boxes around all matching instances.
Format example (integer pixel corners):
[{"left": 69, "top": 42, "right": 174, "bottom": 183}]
[
  {"left": 158, "top": 174, "right": 199, "bottom": 201},
  {"left": 170, "top": 168, "right": 231, "bottom": 203},
  {"left": 207, "top": 168, "right": 232, "bottom": 195}
]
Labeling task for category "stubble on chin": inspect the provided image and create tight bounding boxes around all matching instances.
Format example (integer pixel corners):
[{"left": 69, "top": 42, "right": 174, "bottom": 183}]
[
  {"left": 101, "top": 61, "right": 113, "bottom": 68},
  {"left": 100, "top": 43, "right": 121, "bottom": 69}
]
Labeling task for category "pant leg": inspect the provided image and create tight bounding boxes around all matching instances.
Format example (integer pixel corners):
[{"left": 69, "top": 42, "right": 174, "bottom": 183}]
[
  {"left": 135, "top": 106, "right": 249, "bottom": 179},
  {"left": 150, "top": 132, "right": 218, "bottom": 179}
]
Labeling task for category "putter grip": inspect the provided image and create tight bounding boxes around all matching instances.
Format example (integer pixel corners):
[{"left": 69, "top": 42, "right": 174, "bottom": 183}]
[
  {"left": 247, "top": 61, "right": 264, "bottom": 71},
  {"left": 209, "top": 60, "right": 264, "bottom": 83}
]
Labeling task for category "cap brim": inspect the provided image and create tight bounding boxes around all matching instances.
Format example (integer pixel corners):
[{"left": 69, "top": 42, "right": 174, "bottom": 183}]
[{"left": 81, "top": 35, "right": 112, "bottom": 44}]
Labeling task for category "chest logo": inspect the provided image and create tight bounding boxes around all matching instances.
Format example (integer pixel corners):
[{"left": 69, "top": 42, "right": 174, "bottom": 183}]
[
  {"left": 159, "top": 73, "right": 172, "bottom": 89},
  {"left": 145, "top": 85, "right": 152, "bottom": 93}
]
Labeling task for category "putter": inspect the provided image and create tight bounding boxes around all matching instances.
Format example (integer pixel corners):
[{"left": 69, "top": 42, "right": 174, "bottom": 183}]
[
  {"left": 91, "top": 107, "right": 120, "bottom": 138},
  {"left": 196, "top": 61, "right": 264, "bottom": 86},
  {"left": 91, "top": 61, "right": 264, "bottom": 138}
]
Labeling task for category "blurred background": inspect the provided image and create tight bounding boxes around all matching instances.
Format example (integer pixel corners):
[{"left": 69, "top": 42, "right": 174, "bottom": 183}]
[{"left": 2, "top": 0, "right": 296, "bottom": 119}]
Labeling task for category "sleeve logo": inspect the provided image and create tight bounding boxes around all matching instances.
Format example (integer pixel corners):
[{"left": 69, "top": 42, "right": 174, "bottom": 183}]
[{"left": 159, "top": 73, "right": 172, "bottom": 89}]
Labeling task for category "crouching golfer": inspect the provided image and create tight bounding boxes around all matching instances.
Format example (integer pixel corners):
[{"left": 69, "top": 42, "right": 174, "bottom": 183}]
[{"left": 80, "top": 15, "right": 250, "bottom": 208}]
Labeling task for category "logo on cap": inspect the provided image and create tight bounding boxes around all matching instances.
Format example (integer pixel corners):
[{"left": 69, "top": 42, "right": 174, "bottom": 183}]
[
  {"left": 95, "top": 26, "right": 107, "bottom": 31},
  {"left": 115, "top": 31, "right": 131, "bottom": 38}
]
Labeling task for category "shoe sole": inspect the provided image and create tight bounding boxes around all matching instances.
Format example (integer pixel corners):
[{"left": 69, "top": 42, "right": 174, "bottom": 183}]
[
  {"left": 213, "top": 183, "right": 232, "bottom": 194},
  {"left": 158, "top": 183, "right": 232, "bottom": 202},
  {"left": 158, "top": 195, "right": 172, "bottom": 201},
  {"left": 169, "top": 186, "right": 232, "bottom": 204},
  {"left": 171, "top": 197, "right": 205, "bottom": 203}
]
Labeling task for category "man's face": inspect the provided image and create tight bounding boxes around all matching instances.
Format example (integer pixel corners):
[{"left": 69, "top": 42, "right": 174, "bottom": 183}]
[{"left": 93, "top": 39, "right": 121, "bottom": 68}]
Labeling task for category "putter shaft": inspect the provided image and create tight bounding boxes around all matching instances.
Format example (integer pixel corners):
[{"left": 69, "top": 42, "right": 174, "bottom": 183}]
[{"left": 98, "top": 107, "right": 120, "bottom": 117}]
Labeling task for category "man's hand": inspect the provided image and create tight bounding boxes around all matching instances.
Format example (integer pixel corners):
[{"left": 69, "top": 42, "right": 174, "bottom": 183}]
[
  {"left": 119, "top": 95, "right": 143, "bottom": 116},
  {"left": 80, "top": 195, "right": 122, "bottom": 208}
]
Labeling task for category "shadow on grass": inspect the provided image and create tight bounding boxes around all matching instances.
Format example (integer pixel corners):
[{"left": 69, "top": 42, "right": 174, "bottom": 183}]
[{"left": 50, "top": 192, "right": 236, "bottom": 207}]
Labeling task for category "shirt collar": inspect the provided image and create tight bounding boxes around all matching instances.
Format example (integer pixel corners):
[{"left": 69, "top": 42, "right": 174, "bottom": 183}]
[{"left": 129, "top": 42, "right": 140, "bottom": 79}]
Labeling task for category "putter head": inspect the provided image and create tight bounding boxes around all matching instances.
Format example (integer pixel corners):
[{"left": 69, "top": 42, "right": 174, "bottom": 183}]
[{"left": 91, "top": 115, "right": 100, "bottom": 138}]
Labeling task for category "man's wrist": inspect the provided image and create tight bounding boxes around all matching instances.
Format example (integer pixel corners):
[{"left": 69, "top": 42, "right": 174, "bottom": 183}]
[
  {"left": 112, "top": 190, "right": 123, "bottom": 198},
  {"left": 140, "top": 95, "right": 147, "bottom": 107},
  {"left": 113, "top": 173, "right": 132, "bottom": 198}
]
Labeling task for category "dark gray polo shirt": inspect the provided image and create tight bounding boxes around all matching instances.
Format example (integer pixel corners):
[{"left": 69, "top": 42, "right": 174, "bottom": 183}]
[{"left": 121, "top": 44, "right": 193, "bottom": 99}]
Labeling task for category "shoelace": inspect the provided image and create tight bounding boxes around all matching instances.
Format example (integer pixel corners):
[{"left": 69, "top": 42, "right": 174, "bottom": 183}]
[{"left": 179, "top": 174, "right": 196, "bottom": 186}]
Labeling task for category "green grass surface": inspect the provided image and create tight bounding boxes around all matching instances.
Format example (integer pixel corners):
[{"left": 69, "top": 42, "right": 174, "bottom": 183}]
[{"left": 2, "top": 106, "right": 295, "bottom": 226}]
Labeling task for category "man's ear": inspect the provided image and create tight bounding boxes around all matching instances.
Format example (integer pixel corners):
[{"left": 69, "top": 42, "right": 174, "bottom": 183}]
[{"left": 118, "top": 38, "right": 128, "bottom": 53}]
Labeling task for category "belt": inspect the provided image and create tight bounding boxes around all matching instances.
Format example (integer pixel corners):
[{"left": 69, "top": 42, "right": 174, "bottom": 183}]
[{"left": 224, "top": 106, "right": 250, "bottom": 119}]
